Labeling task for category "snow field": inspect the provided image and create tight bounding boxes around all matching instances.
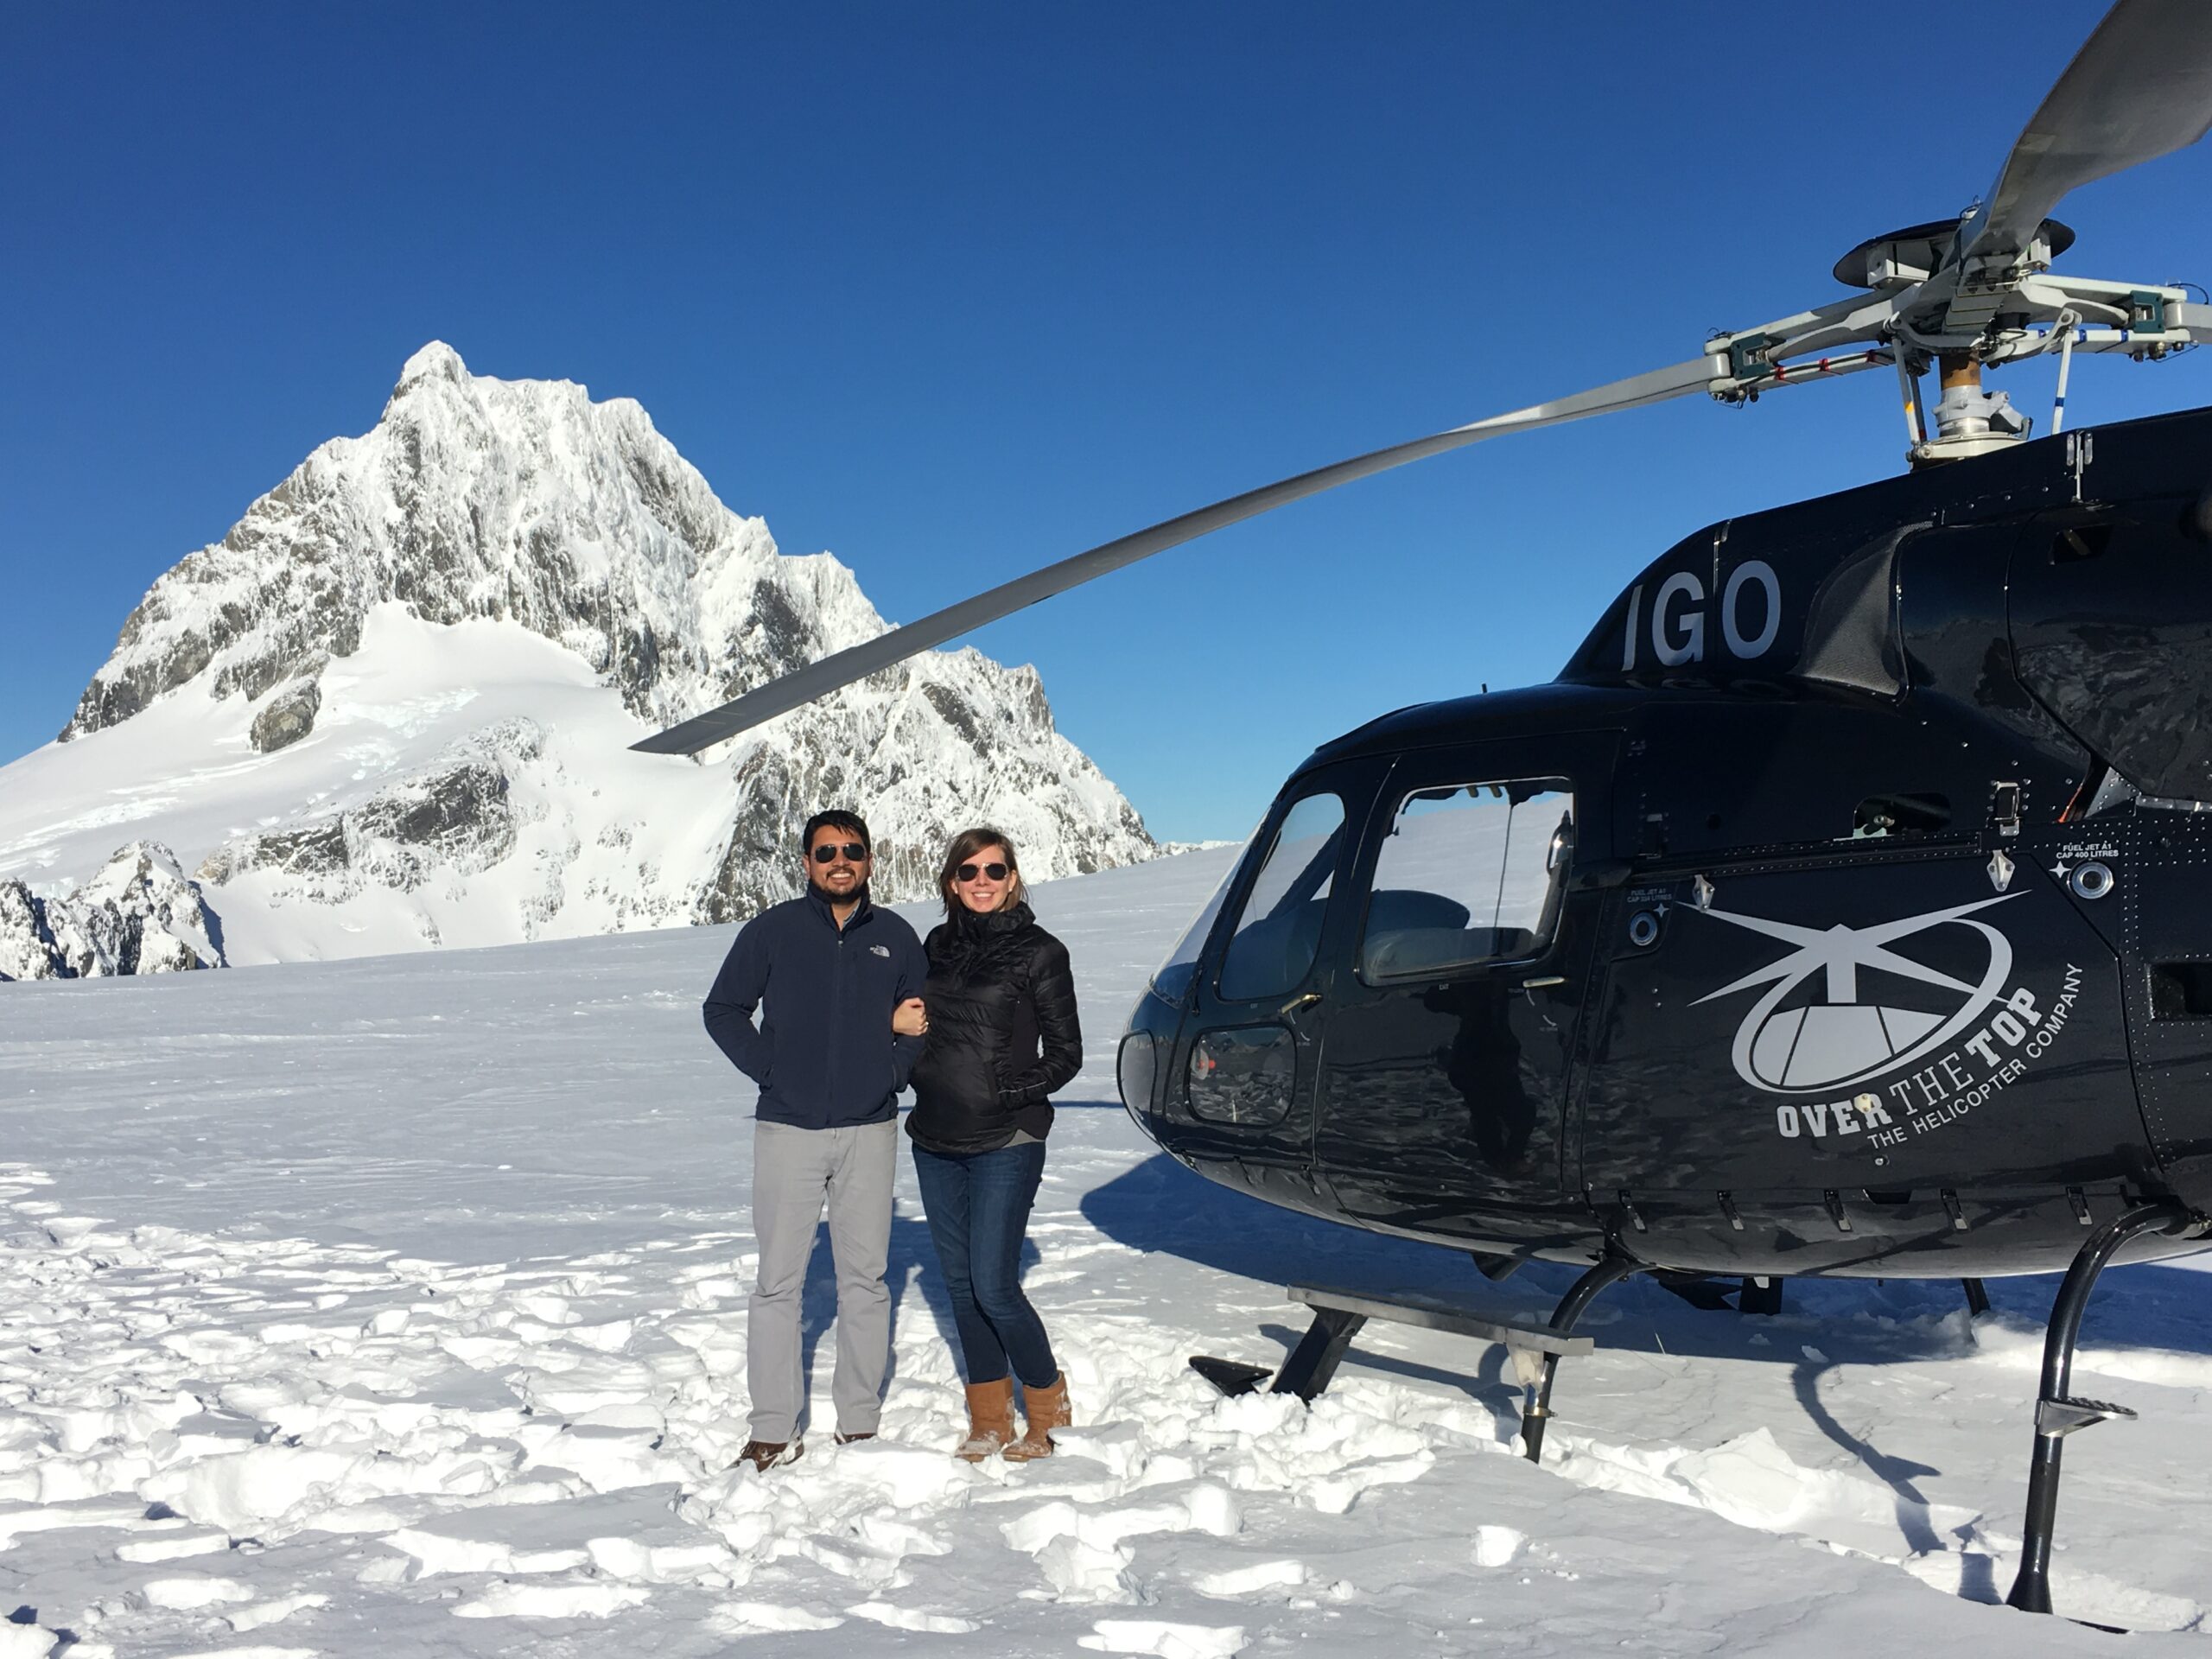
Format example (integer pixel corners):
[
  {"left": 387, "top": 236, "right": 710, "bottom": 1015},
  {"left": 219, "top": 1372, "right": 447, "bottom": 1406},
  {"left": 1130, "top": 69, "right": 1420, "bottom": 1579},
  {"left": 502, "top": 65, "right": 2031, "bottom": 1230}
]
[{"left": 4, "top": 849, "right": 2212, "bottom": 1652}]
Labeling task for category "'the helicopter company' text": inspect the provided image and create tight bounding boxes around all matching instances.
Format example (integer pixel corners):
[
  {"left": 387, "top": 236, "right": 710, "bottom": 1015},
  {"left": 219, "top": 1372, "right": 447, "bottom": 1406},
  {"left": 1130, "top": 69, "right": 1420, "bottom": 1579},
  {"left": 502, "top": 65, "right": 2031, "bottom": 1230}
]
[{"left": 1773, "top": 966, "right": 2084, "bottom": 1147}]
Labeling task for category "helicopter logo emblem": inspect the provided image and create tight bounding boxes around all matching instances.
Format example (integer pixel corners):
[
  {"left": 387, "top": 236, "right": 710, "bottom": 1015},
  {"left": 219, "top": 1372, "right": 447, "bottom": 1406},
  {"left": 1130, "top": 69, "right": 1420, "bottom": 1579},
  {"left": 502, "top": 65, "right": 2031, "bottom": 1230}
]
[{"left": 1691, "top": 894, "right": 2023, "bottom": 1094}]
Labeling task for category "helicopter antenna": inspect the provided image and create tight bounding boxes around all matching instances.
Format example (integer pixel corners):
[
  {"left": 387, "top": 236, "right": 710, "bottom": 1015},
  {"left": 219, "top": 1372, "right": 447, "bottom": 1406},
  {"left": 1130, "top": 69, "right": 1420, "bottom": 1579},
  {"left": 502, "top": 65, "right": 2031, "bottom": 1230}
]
[{"left": 635, "top": 0, "right": 2212, "bottom": 758}]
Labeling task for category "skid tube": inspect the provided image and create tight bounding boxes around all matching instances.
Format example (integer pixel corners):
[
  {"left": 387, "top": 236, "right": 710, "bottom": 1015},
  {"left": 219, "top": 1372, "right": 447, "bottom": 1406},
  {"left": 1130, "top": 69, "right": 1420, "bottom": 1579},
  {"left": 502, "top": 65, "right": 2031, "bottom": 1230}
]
[
  {"left": 1189, "top": 1255, "right": 1643, "bottom": 1465},
  {"left": 2005, "top": 1200, "right": 2191, "bottom": 1617},
  {"left": 1521, "top": 1255, "right": 1641, "bottom": 1464}
]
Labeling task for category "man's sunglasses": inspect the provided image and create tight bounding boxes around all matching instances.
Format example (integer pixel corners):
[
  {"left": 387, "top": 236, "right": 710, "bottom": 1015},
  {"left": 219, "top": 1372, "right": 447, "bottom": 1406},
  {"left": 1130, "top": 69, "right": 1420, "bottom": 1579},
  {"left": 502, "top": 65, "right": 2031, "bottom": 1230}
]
[
  {"left": 956, "top": 861, "right": 1010, "bottom": 882},
  {"left": 811, "top": 842, "right": 868, "bottom": 863}
]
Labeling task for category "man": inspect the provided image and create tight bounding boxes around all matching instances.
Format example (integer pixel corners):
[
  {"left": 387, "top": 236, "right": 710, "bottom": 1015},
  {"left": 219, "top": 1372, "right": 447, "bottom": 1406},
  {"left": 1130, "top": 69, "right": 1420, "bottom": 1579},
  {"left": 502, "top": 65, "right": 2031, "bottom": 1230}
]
[{"left": 702, "top": 810, "right": 929, "bottom": 1471}]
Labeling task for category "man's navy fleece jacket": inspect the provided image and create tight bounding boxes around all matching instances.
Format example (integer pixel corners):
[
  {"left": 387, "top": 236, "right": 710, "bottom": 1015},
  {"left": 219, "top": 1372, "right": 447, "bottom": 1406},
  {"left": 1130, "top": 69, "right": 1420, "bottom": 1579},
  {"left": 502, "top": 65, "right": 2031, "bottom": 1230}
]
[{"left": 702, "top": 885, "right": 930, "bottom": 1128}]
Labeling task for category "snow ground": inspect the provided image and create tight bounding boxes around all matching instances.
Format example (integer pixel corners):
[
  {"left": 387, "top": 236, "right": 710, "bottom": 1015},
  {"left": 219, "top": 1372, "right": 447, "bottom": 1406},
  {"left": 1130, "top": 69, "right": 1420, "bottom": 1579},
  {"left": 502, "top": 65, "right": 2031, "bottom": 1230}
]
[{"left": 3, "top": 847, "right": 2211, "bottom": 1655}]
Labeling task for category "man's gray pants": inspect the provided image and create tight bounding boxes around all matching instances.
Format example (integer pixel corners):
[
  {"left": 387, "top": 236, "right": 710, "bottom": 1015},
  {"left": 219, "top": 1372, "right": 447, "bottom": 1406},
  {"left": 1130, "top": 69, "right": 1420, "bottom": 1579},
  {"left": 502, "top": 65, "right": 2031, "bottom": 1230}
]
[{"left": 747, "top": 1118, "right": 897, "bottom": 1444}]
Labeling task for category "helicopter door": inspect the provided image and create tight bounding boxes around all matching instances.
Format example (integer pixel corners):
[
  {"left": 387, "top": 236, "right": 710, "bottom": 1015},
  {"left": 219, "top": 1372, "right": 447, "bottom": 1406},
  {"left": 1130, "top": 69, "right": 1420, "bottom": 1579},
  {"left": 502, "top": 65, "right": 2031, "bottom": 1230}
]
[
  {"left": 1177, "top": 766, "right": 1376, "bottom": 1211},
  {"left": 1314, "top": 739, "right": 1611, "bottom": 1246}
]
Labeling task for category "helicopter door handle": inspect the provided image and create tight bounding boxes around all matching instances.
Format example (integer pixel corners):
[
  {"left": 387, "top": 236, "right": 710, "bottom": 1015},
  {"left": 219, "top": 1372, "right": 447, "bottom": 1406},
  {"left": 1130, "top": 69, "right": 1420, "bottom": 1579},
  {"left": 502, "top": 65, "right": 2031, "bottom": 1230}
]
[
  {"left": 1279, "top": 991, "right": 1322, "bottom": 1017},
  {"left": 1519, "top": 976, "right": 1567, "bottom": 990}
]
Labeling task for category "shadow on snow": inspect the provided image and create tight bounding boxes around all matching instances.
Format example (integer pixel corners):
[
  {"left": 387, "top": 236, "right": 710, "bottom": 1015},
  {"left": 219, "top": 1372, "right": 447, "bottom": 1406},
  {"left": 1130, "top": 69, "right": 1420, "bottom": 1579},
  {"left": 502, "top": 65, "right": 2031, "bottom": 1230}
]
[{"left": 1077, "top": 1147, "right": 2212, "bottom": 1376}]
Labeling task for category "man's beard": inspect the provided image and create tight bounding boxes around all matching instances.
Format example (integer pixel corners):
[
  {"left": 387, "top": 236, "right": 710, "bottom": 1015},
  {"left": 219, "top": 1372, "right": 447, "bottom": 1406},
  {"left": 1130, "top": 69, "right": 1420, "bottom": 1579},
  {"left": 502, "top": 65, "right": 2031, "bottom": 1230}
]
[{"left": 810, "top": 871, "right": 867, "bottom": 903}]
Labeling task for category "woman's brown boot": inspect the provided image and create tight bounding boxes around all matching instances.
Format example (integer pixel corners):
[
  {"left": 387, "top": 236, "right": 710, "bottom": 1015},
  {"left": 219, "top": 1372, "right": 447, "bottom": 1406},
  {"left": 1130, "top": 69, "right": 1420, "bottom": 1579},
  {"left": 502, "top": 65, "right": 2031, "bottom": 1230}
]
[
  {"left": 955, "top": 1376, "right": 1015, "bottom": 1461},
  {"left": 1004, "top": 1372, "right": 1071, "bottom": 1462}
]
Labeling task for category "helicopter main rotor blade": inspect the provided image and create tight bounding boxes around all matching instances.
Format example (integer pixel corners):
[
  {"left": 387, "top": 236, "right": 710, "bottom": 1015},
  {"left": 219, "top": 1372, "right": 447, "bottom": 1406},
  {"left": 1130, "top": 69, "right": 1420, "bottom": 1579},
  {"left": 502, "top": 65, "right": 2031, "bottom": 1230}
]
[
  {"left": 632, "top": 353, "right": 1726, "bottom": 755},
  {"left": 1962, "top": 0, "right": 2212, "bottom": 266}
]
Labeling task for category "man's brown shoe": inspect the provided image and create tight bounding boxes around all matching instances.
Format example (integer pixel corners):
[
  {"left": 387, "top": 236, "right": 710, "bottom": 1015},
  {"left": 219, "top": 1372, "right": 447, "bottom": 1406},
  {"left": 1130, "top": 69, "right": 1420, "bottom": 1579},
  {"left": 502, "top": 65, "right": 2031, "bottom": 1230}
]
[
  {"left": 1004, "top": 1373, "right": 1071, "bottom": 1462},
  {"left": 734, "top": 1437, "right": 803, "bottom": 1472},
  {"left": 834, "top": 1430, "right": 877, "bottom": 1446},
  {"left": 955, "top": 1377, "right": 1015, "bottom": 1461}
]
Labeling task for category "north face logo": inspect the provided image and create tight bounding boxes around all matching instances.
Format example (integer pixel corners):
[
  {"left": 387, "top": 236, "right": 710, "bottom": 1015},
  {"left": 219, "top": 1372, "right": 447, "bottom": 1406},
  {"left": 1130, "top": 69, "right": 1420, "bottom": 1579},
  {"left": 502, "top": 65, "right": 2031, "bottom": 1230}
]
[
  {"left": 1689, "top": 894, "right": 2022, "bottom": 1094},
  {"left": 869, "top": 944, "right": 891, "bottom": 957}
]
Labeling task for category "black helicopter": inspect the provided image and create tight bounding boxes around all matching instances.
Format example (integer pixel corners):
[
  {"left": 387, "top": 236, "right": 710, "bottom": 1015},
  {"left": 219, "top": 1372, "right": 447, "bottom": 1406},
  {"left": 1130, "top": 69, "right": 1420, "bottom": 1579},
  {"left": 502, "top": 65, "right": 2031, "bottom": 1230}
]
[{"left": 637, "top": 0, "right": 2212, "bottom": 1618}]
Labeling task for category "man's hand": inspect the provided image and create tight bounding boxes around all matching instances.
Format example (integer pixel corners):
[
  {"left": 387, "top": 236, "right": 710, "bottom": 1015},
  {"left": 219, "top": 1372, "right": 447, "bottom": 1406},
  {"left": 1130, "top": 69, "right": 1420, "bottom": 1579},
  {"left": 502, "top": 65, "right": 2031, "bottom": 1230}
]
[{"left": 893, "top": 997, "right": 929, "bottom": 1038}]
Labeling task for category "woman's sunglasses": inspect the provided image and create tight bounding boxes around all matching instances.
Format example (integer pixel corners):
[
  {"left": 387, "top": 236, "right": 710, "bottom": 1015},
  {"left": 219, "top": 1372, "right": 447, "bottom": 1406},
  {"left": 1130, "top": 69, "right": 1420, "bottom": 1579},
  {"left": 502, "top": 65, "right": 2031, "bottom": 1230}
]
[
  {"left": 810, "top": 842, "right": 868, "bottom": 863},
  {"left": 956, "top": 861, "right": 1010, "bottom": 882}
]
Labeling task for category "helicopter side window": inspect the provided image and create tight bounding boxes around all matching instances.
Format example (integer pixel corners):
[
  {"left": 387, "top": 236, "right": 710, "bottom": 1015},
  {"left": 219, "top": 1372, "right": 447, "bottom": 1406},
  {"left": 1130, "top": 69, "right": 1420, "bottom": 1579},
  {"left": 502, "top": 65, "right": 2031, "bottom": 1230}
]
[
  {"left": 1360, "top": 779, "right": 1573, "bottom": 982},
  {"left": 1217, "top": 792, "right": 1346, "bottom": 1001}
]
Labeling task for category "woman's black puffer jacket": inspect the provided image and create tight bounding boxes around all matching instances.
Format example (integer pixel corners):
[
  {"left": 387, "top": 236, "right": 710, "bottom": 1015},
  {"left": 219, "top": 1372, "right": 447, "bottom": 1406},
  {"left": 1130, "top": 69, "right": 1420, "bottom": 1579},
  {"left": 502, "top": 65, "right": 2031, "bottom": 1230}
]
[{"left": 906, "top": 902, "right": 1082, "bottom": 1154}]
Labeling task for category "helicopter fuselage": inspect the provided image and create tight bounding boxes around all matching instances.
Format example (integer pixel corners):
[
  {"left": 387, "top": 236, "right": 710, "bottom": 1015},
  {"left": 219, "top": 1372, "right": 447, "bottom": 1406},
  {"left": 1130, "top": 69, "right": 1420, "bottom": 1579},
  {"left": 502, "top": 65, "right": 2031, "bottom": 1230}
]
[{"left": 1117, "top": 404, "right": 2212, "bottom": 1278}]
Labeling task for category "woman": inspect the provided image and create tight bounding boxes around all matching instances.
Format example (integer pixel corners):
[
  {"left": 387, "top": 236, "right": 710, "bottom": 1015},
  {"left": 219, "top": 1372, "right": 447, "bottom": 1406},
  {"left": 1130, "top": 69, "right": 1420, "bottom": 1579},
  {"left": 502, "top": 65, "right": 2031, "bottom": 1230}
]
[{"left": 894, "top": 827, "right": 1081, "bottom": 1461}]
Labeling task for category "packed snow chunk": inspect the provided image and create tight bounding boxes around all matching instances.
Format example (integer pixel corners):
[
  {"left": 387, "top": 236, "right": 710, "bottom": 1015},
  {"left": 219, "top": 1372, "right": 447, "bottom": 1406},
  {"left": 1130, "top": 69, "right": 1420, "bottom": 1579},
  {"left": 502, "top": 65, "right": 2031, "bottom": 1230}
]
[
  {"left": 450, "top": 1578, "right": 651, "bottom": 1619},
  {"left": 849, "top": 1511, "right": 953, "bottom": 1563},
  {"left": 0, "top": 1498, "right": 152, "bottom": 1548},
  {"left": 846, "top": 1601, "right": 981, "bottom": 1633},
  {"left": 584, "top": 1535, "right": 734, "bottom": 1584},
  {"left": 1192, "top": 1559, "right": 1307, "bottom": 1597},
  {"left": 227, "top": 1593, "right": 330, "bottom": 1631},
  {"left": 140, "top": 1574, "right": 256, "bottom": 1610},
  {"left": 1081, "top": 1619, "right": 1248, "bottom": 1658},
  {"left": 513, "top": 1357, "right": 662, "bottom": 1417},
  {"left": 705, "top": 1601, "right": 845, "bottom": 1635},
  {"left": 1032, "top": 1534, "right": 1141, "bottom": 1604},
  {"left": 118, "top": 1529, "right": 232, "bottom": 1561},
  {"left": 1203, "top": 1392, "right": 1306, "bottom": 1440},
  {"left": 1182, "top": 1483, "right": 1243, "bottom": 1535},
  {"left": 383, "top": 1526, "right": 589, "bottom": 1578},
  {"left": 0, "top": 1626, "right": 58, "bottom": 1659},
  {"left": 568, "top": 1401, "right": 664, "bottom": 1433},
  {"left": 832, "top": 1437, "right": 982, "bottom": 1508},
  {"left": 138, "top": 1444, "right": 363, "bottom": 1531},
  {"left": 1193, "top": 1385, "right": 1433, "bottom": 1515},
  {"left": 514, "top": 1424, "right": 686, "bottom": 1494},
  {"left": 1053, "top": 1421, "right": 1149, "bottom": 1481},
  {"left": 1471, "top": 1523, "right": 1525, "bottom": 1567},
  {"left": 1303, "top": 1455, "right": 1433, "bottom": 1517},
  {"left": 678, "top": 1437, "right": 975, "bottom": 1567},
  {"left": 1671, "top": 1427, "right": 1823, "bottom": 1532},
  {"left": 1002, "top": 1485, "right": 1242, "bottom": 1555},
  {"left": 140, "top": 1437, "right": 512, "bottom": 1533}
]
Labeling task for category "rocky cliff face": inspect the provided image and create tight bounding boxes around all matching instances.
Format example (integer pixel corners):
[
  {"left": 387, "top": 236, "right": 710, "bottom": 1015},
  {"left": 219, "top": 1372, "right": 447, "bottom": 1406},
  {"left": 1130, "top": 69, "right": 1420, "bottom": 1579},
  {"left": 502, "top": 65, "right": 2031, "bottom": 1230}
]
[
  {"left": 17, "top": 344, "right": 1154, "bottom": 967},
  {"left": 65, "top": 343, "right": 767, "bottom": 743},
  {"left": 0, "top": 844, "right": 226, "bottom": 981}
]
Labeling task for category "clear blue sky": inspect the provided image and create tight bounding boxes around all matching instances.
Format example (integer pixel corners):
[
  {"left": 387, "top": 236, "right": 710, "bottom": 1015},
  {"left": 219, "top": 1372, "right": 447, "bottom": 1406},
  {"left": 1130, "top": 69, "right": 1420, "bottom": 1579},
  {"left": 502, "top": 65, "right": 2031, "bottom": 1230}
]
[{"left": 6, "top": 2, "right": 2211, "bottom": 842}]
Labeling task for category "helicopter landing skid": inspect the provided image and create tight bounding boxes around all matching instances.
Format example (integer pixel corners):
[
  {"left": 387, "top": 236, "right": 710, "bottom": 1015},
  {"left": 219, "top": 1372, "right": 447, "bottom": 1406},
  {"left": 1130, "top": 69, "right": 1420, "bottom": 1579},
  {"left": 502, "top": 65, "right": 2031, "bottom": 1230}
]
[
  {"left": 2005, "top": 1200, "right": 2190, "bottom": 1618},
  {"left": 1188, "top": 1266, "right": 1637, "bottom": 1465}
]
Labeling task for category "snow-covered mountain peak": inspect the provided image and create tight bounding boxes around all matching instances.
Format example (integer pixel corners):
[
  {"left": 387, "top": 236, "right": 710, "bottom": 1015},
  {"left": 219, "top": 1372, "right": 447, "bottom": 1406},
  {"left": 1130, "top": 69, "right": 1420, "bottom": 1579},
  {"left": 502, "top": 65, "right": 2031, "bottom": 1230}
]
[
  {"left": 391, "top": 338, "right": 470, "bottom": 395},
  {"left": 6, "top": 346, "right": 1154, "bottom": 970},
  {"left": 60, "top": 343, "right": 858, "bottom": 742}
]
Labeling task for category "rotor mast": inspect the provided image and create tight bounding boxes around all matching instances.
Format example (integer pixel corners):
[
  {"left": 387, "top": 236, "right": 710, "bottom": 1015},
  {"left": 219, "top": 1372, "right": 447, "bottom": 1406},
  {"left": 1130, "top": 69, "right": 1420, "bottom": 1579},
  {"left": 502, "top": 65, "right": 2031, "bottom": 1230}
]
[{"left": 1923, "top": 350, "right": 2032, "bottom": 464}]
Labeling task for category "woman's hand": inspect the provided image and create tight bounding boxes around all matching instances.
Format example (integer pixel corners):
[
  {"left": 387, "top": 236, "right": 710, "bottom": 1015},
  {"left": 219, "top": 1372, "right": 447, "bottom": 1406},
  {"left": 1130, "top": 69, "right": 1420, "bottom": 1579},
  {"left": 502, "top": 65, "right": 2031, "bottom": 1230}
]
[{"left": 893, "top": 997, "right": 929, "bottom": 1039}]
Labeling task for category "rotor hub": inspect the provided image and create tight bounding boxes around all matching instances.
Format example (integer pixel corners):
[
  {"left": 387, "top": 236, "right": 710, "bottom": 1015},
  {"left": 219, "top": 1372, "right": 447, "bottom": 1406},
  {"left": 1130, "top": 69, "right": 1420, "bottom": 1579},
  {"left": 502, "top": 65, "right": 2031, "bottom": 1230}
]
[{"left": 1834, "top": 217, "right": 2075, "bottom": 291}]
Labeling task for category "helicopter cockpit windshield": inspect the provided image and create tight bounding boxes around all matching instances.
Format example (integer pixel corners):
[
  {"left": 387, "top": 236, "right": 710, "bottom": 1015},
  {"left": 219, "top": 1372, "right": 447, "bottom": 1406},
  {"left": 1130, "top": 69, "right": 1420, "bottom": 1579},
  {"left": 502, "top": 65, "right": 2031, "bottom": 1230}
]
[
  {"left": 1148, "top": 792, "right": 1345, "bottom": 1003},
  {"left": 1218, "top": 793, "right": 1345, "bottom": 1000}
]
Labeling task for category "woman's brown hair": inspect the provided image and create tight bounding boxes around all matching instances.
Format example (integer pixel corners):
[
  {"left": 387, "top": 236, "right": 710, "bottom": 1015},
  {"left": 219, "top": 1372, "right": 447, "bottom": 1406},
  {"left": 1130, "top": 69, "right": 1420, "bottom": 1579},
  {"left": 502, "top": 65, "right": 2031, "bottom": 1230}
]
[{"left": 938, "top": 826, "right": 1026, "bottom": 918}]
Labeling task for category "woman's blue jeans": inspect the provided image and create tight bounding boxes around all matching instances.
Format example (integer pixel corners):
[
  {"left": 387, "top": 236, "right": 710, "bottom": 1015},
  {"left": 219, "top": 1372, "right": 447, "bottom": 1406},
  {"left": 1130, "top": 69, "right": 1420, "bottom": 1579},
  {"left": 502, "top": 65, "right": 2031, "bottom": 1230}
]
[{"left": 912, "top": 1140, "right": 1058, "bottom": 1388}]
